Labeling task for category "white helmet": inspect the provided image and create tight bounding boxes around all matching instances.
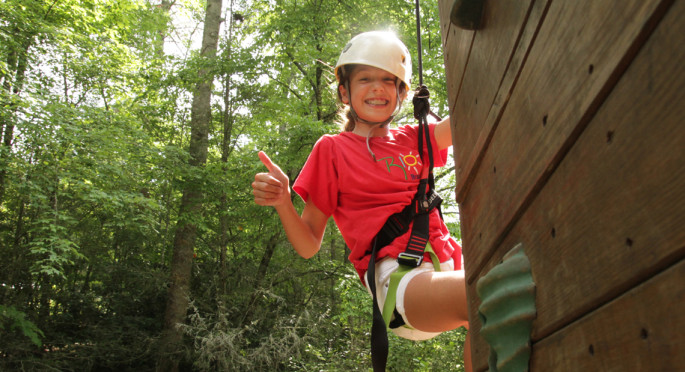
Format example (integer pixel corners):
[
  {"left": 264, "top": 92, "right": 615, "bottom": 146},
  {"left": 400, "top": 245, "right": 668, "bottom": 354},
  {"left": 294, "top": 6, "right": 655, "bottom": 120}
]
[{"left": 334, "top": 31, "right": 411, "bottom": 89}]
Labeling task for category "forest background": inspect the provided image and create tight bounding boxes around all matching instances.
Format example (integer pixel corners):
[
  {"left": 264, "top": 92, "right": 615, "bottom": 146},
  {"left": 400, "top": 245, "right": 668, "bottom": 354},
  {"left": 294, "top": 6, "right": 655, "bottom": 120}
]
[{"left": 0, "top": 0, "right": 467, "bottom": 370}]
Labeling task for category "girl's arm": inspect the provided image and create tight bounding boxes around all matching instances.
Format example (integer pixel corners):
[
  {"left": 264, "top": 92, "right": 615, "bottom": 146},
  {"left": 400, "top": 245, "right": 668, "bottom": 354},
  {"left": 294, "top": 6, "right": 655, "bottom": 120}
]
[
  {"left": 273, "top": 196, "right": 327, "bottom": 259},
  {"left": 434, "top": 116, "right": 453, "bottom": 150},
  {"left": 252, "top": 151, "right": 326, "bottom": 258}
]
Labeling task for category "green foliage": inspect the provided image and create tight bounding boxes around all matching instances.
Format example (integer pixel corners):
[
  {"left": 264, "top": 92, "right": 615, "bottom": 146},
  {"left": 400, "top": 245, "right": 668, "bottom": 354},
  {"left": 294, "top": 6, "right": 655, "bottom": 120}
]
[
  {"left": 0, "top": 0, "right": 463, "bottom": 370},
  {"left": 0, "top": 305, "right": 44, "bottom": 347}
]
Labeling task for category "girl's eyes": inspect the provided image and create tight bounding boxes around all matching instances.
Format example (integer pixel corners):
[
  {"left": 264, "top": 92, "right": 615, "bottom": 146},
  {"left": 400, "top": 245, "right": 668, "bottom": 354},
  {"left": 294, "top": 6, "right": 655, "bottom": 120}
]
[{"left": 357, "top": 77, "right": 396, "bottom": 83}]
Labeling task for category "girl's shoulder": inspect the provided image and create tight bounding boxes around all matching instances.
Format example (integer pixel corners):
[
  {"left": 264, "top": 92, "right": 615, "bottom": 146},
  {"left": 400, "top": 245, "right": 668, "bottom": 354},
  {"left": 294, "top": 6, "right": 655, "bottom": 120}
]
[
  {"left": 309, "top": 133, "right": 351, "bottom": 158},
  {"left": 392, "top": 123, "right": 420, "bottom": 134},
  {"left": 315, "top": 131, "right": 365, "bottom": 147},
  {"left": 389, "top": 123, "right": 421, "bottom": 143},
  {"left": 313, "top": 133, "right": 342, "bottom": 149}
]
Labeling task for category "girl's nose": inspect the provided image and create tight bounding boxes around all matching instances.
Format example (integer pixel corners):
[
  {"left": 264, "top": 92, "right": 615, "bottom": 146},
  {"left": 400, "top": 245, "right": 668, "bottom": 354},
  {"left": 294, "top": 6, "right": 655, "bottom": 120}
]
[{"left": 371, "top": 79, "right": 384, "bottom": 91}]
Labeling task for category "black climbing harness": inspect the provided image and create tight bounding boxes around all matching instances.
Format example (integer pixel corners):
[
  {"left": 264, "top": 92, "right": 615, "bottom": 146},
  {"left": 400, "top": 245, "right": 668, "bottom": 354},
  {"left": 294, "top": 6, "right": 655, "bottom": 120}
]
[{"left": 365, "top": 1, "right": 447, "bottom": 370}]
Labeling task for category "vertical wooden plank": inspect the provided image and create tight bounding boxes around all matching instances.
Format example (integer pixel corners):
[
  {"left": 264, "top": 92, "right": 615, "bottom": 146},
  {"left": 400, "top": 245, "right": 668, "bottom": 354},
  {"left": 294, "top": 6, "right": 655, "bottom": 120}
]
[
  {"left": 460, "top": 0, "right": 668, "bottom": 284},
  {"left": 439, "top": 0, "right": 474, "bottom": 128},
  {"left": 465, "top": 1, "right": 684, "bottom": 369},
  {"left": 530, "top": 258, "right": 685, "bottom": 371},
  {"left": 451, "top": 0, "right": 536, "bottom": 199},
  {"left": 455, "top": 0, "right": 550, "bottom": 202},
  {"left": 438, "top": 0, "right": 453, "bottom": 47},
  {"left": 503, "top": 0, "right": 684, "bottom": 339},
  {"left": 467, "top": 277, "right": 490, "bottom": 372}
]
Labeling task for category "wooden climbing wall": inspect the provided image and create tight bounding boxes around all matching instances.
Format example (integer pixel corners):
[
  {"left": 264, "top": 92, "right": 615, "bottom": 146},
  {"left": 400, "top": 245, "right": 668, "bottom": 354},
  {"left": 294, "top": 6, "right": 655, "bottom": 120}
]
[{"left": 438, "top": 0, "right": 685, "bottom": 370}]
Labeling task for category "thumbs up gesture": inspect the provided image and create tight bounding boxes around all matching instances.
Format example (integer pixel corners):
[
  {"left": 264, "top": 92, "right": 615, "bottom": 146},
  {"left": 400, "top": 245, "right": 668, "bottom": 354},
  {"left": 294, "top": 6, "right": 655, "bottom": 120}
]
[{"left": 252, "top": 151, "right": 291, "bottom": 207}]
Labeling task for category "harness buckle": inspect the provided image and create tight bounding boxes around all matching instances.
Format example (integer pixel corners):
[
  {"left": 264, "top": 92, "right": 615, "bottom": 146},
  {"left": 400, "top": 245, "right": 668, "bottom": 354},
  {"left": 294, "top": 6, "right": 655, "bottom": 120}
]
[{"left": 397, "top": 252, "right": 424, "bottom": 267}]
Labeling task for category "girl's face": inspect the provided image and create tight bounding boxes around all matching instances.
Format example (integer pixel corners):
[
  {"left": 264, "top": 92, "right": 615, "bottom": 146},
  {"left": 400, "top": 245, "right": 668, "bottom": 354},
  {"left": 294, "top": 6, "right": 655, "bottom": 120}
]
[{"left": 339, "top": 66, "right": 402, "bottom": 124}]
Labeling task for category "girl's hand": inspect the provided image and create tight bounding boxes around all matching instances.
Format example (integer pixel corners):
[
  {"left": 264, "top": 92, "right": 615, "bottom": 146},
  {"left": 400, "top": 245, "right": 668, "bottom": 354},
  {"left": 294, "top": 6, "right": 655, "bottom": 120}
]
[{"left": 252, "top": 151, "right": 291, "bottom": 207}]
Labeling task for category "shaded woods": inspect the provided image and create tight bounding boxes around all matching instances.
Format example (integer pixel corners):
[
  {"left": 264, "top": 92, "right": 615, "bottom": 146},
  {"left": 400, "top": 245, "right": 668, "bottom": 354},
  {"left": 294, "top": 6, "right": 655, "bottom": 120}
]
[{"left": 0, "top": 0, "right": 466, "bottom": 370}]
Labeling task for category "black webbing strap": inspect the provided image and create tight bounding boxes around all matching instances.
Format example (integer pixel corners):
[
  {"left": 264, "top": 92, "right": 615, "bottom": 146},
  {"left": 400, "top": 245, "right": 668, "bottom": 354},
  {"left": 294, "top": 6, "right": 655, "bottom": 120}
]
[
  {"left": 415, "top": 85, "right": 435, "bottom": 187},
  {"left": 367, "top": 1, "right": 442, "bottom": 370},
  {"left": 368, "top": 87, "right": 441, "bottom": 372},
  {"left": 373, "top": 179, "right": 441, "bottom": 250},
  {"left": 367, "top": 237, "right": 388, "bottom": 371}
]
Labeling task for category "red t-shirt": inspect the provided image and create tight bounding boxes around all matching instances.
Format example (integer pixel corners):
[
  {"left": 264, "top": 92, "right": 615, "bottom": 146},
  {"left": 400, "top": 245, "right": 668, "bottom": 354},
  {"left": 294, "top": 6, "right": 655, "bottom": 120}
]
[{"left": 293, "top": 124, "right": 462, "bottom": 281}]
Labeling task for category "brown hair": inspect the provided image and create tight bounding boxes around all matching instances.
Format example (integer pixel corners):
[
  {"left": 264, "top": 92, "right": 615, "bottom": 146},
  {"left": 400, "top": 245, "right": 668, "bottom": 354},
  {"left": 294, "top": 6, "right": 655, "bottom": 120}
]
[
  {"left": 337, "top": 106, "right": 356, "bottom": 132},
  {"left": 336, "top": 65, "right": 357, "bottom": 132}
]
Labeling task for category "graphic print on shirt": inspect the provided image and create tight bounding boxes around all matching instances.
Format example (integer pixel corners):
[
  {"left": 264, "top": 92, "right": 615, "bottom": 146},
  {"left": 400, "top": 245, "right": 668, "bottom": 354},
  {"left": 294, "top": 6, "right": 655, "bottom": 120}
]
[{"left": 375, "top": 150, "right": 422, "bottom": 180}]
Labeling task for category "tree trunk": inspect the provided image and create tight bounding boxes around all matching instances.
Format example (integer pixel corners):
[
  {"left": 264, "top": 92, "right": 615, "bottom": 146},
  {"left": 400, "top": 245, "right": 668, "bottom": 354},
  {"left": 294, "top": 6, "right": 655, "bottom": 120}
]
[
  {"left": 153, "top": 0, "right": 174, "bottom": 58},
  {"left": 0, "top": 35, "right": 31, "bottom": 206},
  {"left": 157, "top": 1, "right": 223, "bottom": 370},
  {"left": 239, "top": 233, "right": 279, "bottom": 328},
  {"left": 218, "top": 0, "right": 236, "bottom": 297}
]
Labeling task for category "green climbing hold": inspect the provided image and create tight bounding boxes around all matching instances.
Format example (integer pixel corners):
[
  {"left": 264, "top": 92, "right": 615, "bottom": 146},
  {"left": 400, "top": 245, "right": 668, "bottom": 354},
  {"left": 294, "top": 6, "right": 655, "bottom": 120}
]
[{"left": 477, "top": 243, "right": 537, "bottom": 372}]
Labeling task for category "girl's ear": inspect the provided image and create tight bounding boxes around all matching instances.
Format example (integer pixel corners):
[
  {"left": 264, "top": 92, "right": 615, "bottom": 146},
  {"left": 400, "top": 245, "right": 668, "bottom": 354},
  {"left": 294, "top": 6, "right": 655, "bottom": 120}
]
[{"left": 339, "top": 84, "right": 350, "bottom": 104}]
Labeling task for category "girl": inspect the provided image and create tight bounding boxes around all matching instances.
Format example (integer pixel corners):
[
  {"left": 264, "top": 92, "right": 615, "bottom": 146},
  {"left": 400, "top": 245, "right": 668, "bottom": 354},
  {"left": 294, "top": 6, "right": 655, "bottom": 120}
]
[{"left": 251, "top": 31, "right": 471, "bottom": 372}]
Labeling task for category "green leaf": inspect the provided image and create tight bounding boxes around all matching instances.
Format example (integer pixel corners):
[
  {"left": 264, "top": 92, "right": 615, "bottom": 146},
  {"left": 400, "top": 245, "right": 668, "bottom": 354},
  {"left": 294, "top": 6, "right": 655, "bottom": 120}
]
[{"left": 0, "top": 306, "right": 44, "bottom": 347}]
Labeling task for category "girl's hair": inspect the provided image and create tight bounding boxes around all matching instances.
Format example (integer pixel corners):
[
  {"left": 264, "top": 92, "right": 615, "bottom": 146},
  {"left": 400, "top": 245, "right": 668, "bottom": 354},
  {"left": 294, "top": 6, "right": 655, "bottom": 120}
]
[
  {"left": 338, "top": 106, "right": 356, "bottom": 133},
  {"left": 336, "top": 65, "right": 357, "bottom": 132},
  {"left": 335, "top": 64, "right": 407, "bottom": 132}
]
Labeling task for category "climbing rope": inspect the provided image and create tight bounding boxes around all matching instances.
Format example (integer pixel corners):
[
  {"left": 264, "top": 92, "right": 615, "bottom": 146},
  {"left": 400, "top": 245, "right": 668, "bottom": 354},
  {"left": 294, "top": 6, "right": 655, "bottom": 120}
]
[
  {"left": 368, "top": 2, "right": 445, "bottom": 371},
  {"left": 414, "top": 0, "right": 424, "bottom": 87},
  {"left": 413, "top": 0, "right": 442, "bottom": 123},
  {"left": 412, "top": 0, "right": 440, "bottom": 197}
]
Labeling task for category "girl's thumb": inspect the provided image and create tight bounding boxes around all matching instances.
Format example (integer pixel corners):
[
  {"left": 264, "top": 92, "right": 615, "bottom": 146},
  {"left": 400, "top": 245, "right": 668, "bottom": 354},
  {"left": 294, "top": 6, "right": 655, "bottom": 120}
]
[{"left": 258, "top": 151, "right": 279, "bottom": 173}]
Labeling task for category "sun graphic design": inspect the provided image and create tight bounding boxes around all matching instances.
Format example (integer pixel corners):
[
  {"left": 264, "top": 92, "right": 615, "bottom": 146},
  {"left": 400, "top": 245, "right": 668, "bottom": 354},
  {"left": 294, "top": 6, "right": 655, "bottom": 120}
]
[{"left": 399, "top": 151, "right": 422, "bottom": 175}]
